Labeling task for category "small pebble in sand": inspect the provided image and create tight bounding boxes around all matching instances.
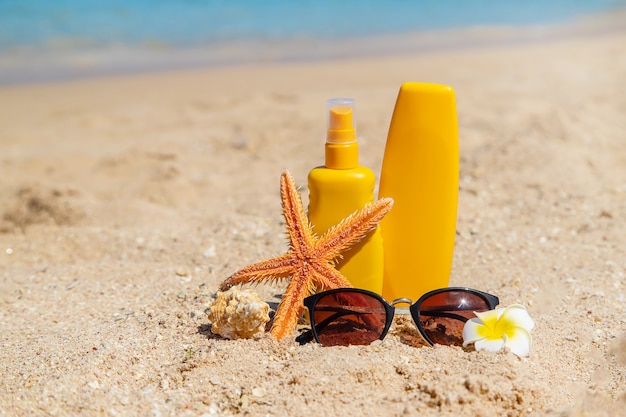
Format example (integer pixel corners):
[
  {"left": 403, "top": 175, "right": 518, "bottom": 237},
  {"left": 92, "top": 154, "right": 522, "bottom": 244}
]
[
  {"left": 252, "top": 387, "right": 265, "bottom": 397},
  {"left": 204, "top": 246, "right": 217, "bottom": 257}
]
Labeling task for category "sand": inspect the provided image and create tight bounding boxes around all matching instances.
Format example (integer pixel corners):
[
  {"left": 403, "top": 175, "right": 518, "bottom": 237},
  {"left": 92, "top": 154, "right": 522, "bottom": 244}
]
[{"left": 1, "top": 21, "right": 625, "bottom": 417}]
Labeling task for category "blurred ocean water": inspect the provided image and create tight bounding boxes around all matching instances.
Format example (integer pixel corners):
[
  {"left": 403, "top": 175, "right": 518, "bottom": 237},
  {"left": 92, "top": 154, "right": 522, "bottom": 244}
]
[{"left": 0, "top": 0, "right": 624, "bottom": 84}]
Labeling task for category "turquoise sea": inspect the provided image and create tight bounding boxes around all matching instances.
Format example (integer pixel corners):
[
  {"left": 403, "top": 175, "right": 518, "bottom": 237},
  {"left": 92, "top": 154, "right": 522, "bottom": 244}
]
[{"left": 0, "top": 0, "right": 624, "bottom": 84}]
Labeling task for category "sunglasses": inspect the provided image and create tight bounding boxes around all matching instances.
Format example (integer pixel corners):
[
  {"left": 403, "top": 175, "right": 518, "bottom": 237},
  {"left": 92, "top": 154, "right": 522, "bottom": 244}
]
[{"left": 297, "top": 287, "right": 499, "bottom": 347}]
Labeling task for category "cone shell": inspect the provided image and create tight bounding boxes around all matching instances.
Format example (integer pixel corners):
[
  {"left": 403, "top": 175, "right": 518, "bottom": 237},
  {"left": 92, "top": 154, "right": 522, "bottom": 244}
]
[{"left": 207, "top": 287, "right": 270, "bottom": 339}]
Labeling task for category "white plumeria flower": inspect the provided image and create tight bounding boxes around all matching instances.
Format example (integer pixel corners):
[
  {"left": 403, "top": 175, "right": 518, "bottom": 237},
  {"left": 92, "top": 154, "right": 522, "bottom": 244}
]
[{"left": 462, "top": 304, "right": 534, "bottom": 357}]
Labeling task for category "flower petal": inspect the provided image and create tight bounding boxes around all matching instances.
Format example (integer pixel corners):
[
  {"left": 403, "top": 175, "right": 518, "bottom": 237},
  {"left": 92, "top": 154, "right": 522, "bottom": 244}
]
[
  {"left": 462, "top": 318, "right": 487, "bottom": 347},
  {"left": 499, "top": 304, "right": 535, "bottom": 331},
  {"left": 473, "top": 308, "right": 504, "bottom": 326},
  {"left": 475, "top": 335, "right": 506, "bottom": 352},
  {"left": 504, "top": 326, "right": 532, "bottom": 357}
]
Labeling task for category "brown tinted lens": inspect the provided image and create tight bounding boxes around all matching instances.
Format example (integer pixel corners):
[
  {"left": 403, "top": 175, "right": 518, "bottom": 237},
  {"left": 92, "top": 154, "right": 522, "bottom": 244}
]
[
  {"left": 312, "top": 291, "right": 387, "bottom": 346},
  {"left": 418, "top": 291, "right": 489, "bottom": 346}
]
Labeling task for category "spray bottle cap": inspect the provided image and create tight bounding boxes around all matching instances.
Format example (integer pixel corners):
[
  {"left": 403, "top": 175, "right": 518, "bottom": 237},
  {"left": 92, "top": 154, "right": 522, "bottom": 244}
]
[{"left": 326, "top": 98, "right": 356, "bottom": 144}]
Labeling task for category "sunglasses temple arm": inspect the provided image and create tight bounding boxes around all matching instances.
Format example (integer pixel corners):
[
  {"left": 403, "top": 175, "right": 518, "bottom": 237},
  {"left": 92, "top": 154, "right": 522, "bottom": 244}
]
[
  {"left": 296, "top": 330, "right": 314, "bottom": 345},
  {"left": 296, "top": 311, "right": 345, "bottom": 345}
]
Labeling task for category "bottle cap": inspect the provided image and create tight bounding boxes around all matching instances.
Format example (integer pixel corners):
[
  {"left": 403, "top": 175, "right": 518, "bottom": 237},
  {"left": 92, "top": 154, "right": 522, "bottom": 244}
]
[{"left": 327, "top": 98, "right": 356, "bottom": 144}]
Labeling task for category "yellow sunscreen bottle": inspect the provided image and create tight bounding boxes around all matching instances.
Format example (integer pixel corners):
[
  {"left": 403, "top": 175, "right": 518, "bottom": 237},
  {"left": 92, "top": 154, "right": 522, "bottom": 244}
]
[
  {"left": 308, "top": 98, "right": 385, "bottom": 293},
  {"left": 379, "top": 82, "right": 459, "bottom": 302}
]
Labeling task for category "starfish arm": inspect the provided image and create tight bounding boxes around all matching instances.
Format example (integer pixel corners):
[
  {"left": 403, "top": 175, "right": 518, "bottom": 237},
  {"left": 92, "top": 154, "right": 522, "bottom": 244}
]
[
  {"left": 316, "top": 197, "right": 393, "bottom": 259},
  {"left": 309, "top": 261, "right": 353, "bottom": 290},
  {"left": 219, "top": 253, "right": 295, "bottom": 291},
  {"left": 217, "top": 172, "right": 388, "bottom": 340},
  {"left": 270, "top": 268, "right": 310, "bottom": 340},
  {"left": 280, "top": 171, "right": 318, "bottom": 259}
]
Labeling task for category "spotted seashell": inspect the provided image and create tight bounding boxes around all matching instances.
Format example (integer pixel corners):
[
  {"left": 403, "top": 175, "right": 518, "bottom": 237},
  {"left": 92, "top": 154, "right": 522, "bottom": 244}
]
[{"left": 207, "top": 286, "right": 270, "bottom": 339}]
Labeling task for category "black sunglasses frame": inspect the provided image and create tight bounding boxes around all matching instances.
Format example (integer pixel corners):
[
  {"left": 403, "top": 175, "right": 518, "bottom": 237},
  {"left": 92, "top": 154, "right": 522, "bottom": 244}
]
[{"left": 300, "top": 287, "right": 499, "bottom": 346}]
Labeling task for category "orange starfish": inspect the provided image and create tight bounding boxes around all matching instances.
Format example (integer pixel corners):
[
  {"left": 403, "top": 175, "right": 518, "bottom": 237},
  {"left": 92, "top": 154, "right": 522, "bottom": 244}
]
[{"left": 219, "top": 170, "right": 393, "bottom": 340}]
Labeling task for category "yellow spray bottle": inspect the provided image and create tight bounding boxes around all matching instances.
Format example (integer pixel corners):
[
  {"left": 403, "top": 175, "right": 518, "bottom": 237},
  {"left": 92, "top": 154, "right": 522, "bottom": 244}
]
[
  {"left": 308, "top": 98, "right": 385, "bottom": 293},
  {"left": 379, "top": 82, "right": 459, "bottom": 303}
]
